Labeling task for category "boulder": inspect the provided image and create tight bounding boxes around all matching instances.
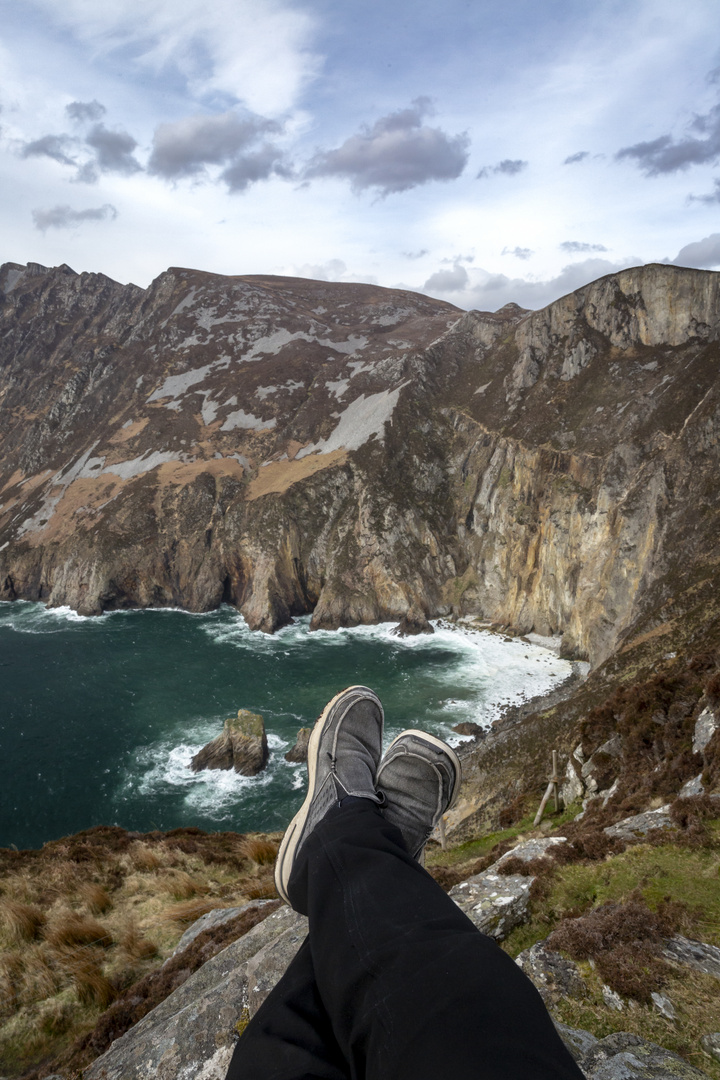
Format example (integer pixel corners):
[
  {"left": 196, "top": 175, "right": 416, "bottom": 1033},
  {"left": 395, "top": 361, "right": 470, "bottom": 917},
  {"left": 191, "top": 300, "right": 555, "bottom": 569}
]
[
  {"left": 390, "top": 608, "right": 434, "bottom": 636},
  {"left": 449, "top": 872, "right": 533, "bottom": 940},
  {"left": 557, "top": 1026, "right": 712, "bottom": 1079},
  {"left": 560, "top": 744, "right": 586, "bottom": 806},
  {"left": 191, "top": 710, "right": 269, "bottom": 776},
  {"left": 515, "top": 942, "right": 587, "bottom": 1006},
  {"left": 663, "top": 936, "right": 720, "bottom": 979},
  {"left": 604, "top": 805, "right": 674, "bottom": 841},
  {"left": 694, "top": 707, "right": 719, "bottom": 756},
  {"left": 169, "top": 902, "right": 276, "bottom": 960},
  {"left": 285, "top": 727, "right": 311, "bottom": 763},
  {"left": 651, "top": 992, "right": 677, "bottom": 1020},
  {"left": 490, "top": 835, "right": 567, "bottom": 871},
  {"left": 245, "top": 918, "right": 307, "bottom": 1015},
  {"left": 700, "top": 1034, "right": 720, "bottom": 1064},
  {"left": 581, "top": 735, "right": 622, "bottom": 798},
  {"left": 452, "top": 722, "right": 485, "bottom": 738},
  {"left": 84, "top": 905, "right": 306, "bottom": 1080},
  {"left": 679, "top": 774, "right": 705, "bottom": 798}
]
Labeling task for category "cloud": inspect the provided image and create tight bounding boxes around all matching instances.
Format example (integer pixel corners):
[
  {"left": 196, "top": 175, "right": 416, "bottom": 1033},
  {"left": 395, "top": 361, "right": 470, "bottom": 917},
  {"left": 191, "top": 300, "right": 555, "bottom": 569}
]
[
  {"left": 29, "top": 0, "right": 318, "bottom": 115},
  {"left": 293, "top": 259, "right": 347, "bottom": 281},
  {"left": 423, "top": 262, "right": 469, "bottom": 292},
  {"left": 477, "top": 158, "right": 528, "bottom": 179},
  {"left": 564, "top": 151, "right": 589, "bottom": 164},
  {"left": 83, "top": 123, "right": 141, "bottom": 178},
  {"left": 560, "top": 241, "right": 608, "bottom": 253},
  {"left": 672, "top": 233, "right": 720, "bottom": 268},
  {"left": 148, "top": 110, "right": 280, "bottom": 179},
  {"left": 615, "top": 99, "right": 720, "bottom": 175},
  {"left": 502, "top": 246, "right": 533, "bottom": 260},
  {"left": 221, "top": 144, "right": 290, "bottom": 191},
  {"left": 66, "top": 99, "right": 106, "bottom": 124},
  {"left": 689, "top": 178, "right": 720, "bottom": 204},
  {"left": 403, "top": 249, "right": 429, "bottom": 259},
  {"left": 421, "top": 257, "right": 643, "bottom": 312},
  {"left": 22, "top": 134, "right": 77, "bottom": 166},
  {"left": 32, "top": 203, "right": 118, "bottom": 231},
  {"left": 305, "top": 97, "right": 469, "bottom": 196}
]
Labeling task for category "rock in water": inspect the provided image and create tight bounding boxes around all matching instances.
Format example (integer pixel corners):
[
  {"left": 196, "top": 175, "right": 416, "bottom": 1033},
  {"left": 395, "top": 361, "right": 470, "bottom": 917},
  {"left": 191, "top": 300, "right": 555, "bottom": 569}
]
[
  {"left": 452, "top": 722, "right": 485, "bottom": 738},
  {"left": 390, "top": 608, "right": 434, "bottom": 636},
  {"left": 285, "top": 727, "right": 311, "bottom": 763},
  {"left": 191, "top": 710, "right": 269, "bottom": 776}
]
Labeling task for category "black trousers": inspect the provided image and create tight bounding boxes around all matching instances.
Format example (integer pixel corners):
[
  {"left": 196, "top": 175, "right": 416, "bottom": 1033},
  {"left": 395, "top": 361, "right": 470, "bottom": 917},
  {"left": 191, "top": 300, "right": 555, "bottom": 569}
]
[{"left": 226, "top": 801, "right": 584, "bottom": 1080}]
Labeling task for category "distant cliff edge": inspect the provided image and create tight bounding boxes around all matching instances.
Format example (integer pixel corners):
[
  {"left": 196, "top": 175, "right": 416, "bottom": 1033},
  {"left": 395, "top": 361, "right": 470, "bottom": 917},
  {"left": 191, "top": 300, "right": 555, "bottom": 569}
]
[{"left": 2, "top": 260, "right": 720, "bottom": 668}]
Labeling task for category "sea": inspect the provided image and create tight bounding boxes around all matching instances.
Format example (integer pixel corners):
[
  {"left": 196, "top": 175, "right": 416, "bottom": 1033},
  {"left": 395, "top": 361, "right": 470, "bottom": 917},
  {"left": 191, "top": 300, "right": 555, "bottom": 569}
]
[{"left": 0, "top": 602, "right": 573, "bottom": 851}]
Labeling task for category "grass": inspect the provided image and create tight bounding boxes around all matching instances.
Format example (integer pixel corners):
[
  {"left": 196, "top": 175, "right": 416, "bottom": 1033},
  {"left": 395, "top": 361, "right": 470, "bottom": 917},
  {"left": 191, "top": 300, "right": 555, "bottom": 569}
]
[
  {"left": 0, "top": 826, "right": 281, "bottom": 1078},
  {"left": 554, "top": 966, "right": 720, "bottom": 1078},
  {"left": 425, "top": 786, "right": 720, "bottom": 1078},
  {"left": 501, "top": 839, "right": 720, "bottom": 959},
  {"left": 0, "top": 901, "right": 46, "bottom": 943}
]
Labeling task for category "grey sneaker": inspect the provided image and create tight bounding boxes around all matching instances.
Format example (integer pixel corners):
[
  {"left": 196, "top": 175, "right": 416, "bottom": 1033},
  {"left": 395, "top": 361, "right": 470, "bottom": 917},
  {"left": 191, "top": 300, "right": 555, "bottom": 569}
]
[
  {"left": 274, "top": 686, "right": 384, "bottom": 905},
  {"left": 376, "top": 730, "right": 461, "bottom": 861}
]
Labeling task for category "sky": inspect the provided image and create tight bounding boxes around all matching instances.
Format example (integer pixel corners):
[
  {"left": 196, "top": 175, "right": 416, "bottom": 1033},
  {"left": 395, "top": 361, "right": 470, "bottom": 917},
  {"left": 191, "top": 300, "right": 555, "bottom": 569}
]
[{"left": 1, "top": 0, "right": 720, "bottom": 312}]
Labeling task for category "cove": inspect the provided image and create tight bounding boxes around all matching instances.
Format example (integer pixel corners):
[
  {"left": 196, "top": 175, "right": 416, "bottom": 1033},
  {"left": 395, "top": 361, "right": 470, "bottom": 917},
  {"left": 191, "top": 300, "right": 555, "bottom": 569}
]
[{"left": 0, "top": 602, "right": 572, "bottom": 850}]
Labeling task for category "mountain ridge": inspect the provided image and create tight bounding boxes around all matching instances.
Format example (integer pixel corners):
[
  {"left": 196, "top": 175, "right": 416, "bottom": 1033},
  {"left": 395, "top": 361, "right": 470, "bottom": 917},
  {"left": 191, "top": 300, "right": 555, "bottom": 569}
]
[{"left": 1, "top": 260, "right": 719, "bottom": 668}]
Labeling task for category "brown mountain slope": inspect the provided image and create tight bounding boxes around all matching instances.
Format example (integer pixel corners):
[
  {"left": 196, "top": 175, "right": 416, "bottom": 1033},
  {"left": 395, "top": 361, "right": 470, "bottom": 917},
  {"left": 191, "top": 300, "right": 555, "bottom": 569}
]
[{"left": 1, "top": 260, "right": 719, "bottom": 670}]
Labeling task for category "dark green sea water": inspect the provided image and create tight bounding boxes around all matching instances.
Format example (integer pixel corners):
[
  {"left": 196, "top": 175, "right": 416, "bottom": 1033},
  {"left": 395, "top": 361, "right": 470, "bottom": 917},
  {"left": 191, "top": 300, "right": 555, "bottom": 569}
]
[{"left": 0, "top": 602, "right": 571, "bottom": 850}]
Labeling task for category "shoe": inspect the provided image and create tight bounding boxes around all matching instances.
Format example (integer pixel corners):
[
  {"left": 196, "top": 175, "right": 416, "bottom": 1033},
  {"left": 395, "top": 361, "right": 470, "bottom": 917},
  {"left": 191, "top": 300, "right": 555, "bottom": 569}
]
[
  {"left": 274, "top": 686, "right": 384, "bottom": 905},
  {"left": 376, "top": 730, "right": 461, "bottom": 862}
]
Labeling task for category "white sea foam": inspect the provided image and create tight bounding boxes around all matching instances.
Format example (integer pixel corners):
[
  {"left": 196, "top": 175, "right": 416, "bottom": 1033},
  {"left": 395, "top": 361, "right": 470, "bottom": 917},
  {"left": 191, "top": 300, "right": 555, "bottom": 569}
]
[
  {"left": 199, "top": 612, "right": 573, "bottom": 735},
  {"left": 123, "top": 724, "right": 298, "bottom": 820}
]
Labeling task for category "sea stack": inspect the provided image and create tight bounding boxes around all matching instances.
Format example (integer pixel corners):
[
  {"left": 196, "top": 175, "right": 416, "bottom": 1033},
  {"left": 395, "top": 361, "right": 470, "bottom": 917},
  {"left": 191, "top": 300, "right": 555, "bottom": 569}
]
[
  {"left": 191, "top": 710, "right": 269, "bottom": 777},
  {"left": 285, "top": 727, "right": 312, "bottom": 763}
]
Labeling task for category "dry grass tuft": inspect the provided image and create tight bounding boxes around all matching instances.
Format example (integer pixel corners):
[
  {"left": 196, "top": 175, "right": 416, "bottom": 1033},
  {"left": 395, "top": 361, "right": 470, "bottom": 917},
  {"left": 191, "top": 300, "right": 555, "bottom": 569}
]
[
  {"left": 163, "top": 870, "right": 210, "bottom": 901},
  {"left": 119, "top": 921, "right": 158, "bottom": 961},
  {"left": 45, "top": 912, "right": 113, "bottom": 950},
  {"left": 0, "top": 950, "right": 24, "bottom": 1016},
  {"left": 131, "top": 843, "right": 163, "bottom": 872},
  {"left": 1, "top": 900, "right": 46, "bottom": 942},
  {"left": 39, "top": 998, "right": 75, "bottom": 1037},
  {"left": 164, "top": 898, "right": 219, "bottom": 925},
  {"left": 64, "top": 954, "right": 117, "bottom": 1008},
  {"left": 79, "top": 882, "right": 112, "bottom": 915},
  {"left": 19, "top": 947, "right": 59, "bottom": 1004},
  {"left": 244, "top": 871, "right": 278, "bottom": 901},
  {"left": 237, "top": 836, "right": 279, "bottom": 866}
]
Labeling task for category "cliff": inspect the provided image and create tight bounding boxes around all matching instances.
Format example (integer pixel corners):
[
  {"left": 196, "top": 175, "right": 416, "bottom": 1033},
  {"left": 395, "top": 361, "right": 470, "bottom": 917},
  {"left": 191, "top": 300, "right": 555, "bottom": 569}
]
[{"left": 1, "top": 260, "right": 719, "bottom": 667}]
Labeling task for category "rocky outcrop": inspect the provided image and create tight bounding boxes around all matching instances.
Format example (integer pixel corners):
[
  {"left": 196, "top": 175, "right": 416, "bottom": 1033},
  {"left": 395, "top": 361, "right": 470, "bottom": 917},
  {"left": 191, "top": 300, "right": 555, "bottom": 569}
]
[
  {"left": 390, "top": 608, "right": 434, "bottom": 635},
  {"left": 190, "top": 710, "right": 269, "bottom": 776},
  {"left": 83, "top": 904, "right": 306, "bottom": 1080},
  {"left": 516, "top": 943, "right": 587, "bottom": 1007},
  {"left": 2, "top": 262, "right": 720, "bottom": 673},
  {"left": 284, "top": 727, "right": 311, "bottom": 763},
  {"left": 560, "top": 1027, "right": 711, "bottom": 1079},
  {"left": 452, "top": 721, "right": 485, "bottom": 737}
]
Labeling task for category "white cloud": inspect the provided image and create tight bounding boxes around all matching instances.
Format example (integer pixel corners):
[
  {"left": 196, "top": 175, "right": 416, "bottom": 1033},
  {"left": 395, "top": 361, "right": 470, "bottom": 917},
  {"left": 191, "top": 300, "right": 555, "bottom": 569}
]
[
  {"left": 421, "top": 257, "right": 644, "bottom": 312},
  {"left": 26, "top": 0, "right": 319, "bottom": 114},
  {"left": 672, "top": 233, "right": 720, "bottom": 268},
  {"left": 424, "top": 262, "right": 469, "bottom": 292}
]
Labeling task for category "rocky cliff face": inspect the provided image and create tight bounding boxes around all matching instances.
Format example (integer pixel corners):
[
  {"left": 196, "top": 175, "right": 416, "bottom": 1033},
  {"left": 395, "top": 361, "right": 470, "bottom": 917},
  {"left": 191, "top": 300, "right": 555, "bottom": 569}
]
[{"left": 1, "top": 260, "right": 719, "bottom": 666}]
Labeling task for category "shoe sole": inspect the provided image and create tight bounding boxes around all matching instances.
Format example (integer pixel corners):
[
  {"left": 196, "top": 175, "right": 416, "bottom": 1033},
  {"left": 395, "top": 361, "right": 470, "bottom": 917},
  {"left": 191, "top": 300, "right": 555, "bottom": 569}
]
[
  {"left": 380, "top": 728, "right": 463, "bottom": 811},
  {"left": 273, "top": 685, "right": 383, "bottom": 905}
]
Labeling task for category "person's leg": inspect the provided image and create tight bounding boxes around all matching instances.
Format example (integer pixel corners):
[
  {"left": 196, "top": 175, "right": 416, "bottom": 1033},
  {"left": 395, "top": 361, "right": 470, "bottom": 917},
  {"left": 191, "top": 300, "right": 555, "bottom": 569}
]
[
  {"left": 225, "top": 937, "right": 350, "bottom": 1080},
  {"left": 282, "top": 724, "right": 584, "bottom": 1080},
  {"left": 290, "top": 800, "right": 584, "bottom": 1080},
  {"left": 228, "top": 685, "right": 386, "bottom": 1080}
]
